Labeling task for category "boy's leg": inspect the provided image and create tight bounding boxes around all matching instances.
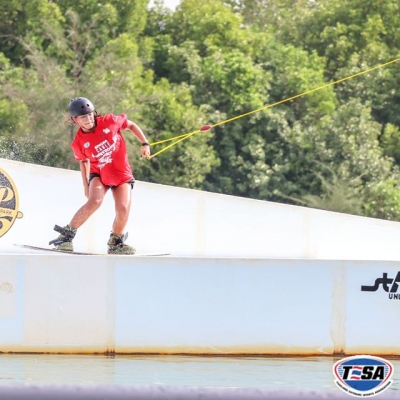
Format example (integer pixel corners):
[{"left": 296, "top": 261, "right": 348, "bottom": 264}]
[
  {"left": 111, "top": 182, "right": 132, "bottom": 234},
  {"left": 107, "top": 183, "right": 135, "bottom": 255},
  {"left": 50, "top": 177, "right": 108, "bottom": 251},
  {"left": 70, "top": 177, "right": 108, "bottom": 228}
]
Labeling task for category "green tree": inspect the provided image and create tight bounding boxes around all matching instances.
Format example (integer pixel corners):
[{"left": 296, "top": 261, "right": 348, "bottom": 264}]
[
  {"left": 169, "top": 0, "right": 251, "bottom": 56},
  {"left": 2, "top": 0, "right": 400, "bottom": 221},
  {"left": 0, "top": 0, "right": 64, "bottom": 65},
  {"left": 364, "top": 179, "right": 400, "bottom": 221}
]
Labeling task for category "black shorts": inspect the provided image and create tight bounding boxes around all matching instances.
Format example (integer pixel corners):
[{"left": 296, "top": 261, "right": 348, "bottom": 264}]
[{"left": 88, "top": 173, "right": 135, "bottom": 190}]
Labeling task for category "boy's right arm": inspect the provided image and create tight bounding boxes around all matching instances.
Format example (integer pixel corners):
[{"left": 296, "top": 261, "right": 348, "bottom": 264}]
[{"left": 79, "top": 159, "right": 90, "bottom": 198}]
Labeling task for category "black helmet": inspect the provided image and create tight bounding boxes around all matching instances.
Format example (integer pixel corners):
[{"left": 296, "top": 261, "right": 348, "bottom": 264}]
[{"left": 68, "top": 97, "right": 95, "bottom": 117}]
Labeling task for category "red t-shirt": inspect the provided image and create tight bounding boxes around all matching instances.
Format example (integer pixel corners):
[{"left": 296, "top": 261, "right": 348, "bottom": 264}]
[{"left": 71, "top": 113, "right": 134, "bottom": 186}]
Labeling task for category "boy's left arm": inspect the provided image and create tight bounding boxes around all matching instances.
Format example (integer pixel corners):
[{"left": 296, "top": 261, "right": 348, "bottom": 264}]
[{"left": 126, "top": 120, "right": 150, "bottom": 158}]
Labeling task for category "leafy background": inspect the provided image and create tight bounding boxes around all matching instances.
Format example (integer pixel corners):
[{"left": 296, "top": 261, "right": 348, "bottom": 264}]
[{"left": 1, "top": 0, "right": 400, "bottom": 220}]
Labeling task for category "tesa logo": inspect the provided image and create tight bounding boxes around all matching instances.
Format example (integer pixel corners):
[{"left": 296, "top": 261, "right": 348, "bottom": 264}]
[{"left": 333, "top": 355, "right": 393, "bottom": 397}]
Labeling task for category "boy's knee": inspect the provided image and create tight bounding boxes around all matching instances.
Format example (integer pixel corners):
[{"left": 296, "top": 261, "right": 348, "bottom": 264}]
[
  {"left": 88, "top": 197, "right": 103, "bottom": 209},
  {"left": 116, "top": 203, "right": 130, "bottom": 217}
]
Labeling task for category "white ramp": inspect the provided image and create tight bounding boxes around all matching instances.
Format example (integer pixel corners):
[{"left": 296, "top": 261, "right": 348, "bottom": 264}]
[{"left": 2, "top": 158, "right": 400, "bottom": 259}]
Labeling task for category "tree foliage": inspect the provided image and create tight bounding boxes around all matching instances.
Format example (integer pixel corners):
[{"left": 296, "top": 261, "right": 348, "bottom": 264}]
[{"left": 1, "top": 0, "right": 400, "bottom": 220}]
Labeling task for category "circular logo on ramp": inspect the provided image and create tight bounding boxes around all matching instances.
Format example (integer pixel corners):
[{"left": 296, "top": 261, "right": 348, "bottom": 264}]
[
  {"left": 333, "top": 355, "right": 393, "bottom": 397},
  {"left": 0, "top": 167, "right": 23, "bottom": 238}
]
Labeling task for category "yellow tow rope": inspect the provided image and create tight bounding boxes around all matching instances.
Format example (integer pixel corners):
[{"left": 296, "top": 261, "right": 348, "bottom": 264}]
[{"left": 147, "top": 56, "right": 400, "bottom": 160}]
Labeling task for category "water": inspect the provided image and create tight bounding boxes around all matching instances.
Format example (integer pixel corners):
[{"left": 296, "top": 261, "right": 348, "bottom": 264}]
[{"left": 0, "top": 355, "right": 399, "bottom": 392}]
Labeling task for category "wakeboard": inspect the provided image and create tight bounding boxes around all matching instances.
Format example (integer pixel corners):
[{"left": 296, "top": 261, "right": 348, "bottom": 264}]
[{"left": 15, "top": 244, "right": 170, "bottom": 257}]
